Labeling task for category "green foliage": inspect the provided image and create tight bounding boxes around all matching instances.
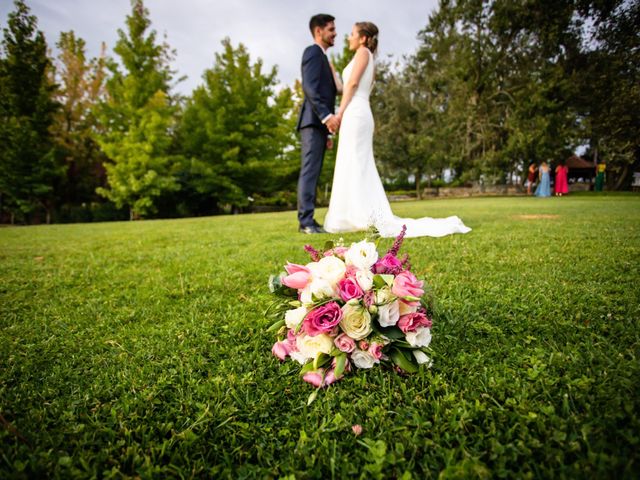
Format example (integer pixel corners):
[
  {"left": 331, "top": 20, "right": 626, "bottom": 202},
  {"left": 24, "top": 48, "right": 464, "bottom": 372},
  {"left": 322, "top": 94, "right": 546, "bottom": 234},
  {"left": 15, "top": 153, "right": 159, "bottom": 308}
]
[
  {"left": 0, "top": 0, "right": 63, "bottom": 222},
  {"left": 575, "top": 1, "right": 640, "bottom": 189},
  {"left": 53, "top": 30, "right": 108, "bottom": 207},
  {"left": 0, "top": 194, "right": 639, "bottom": 477},
  {"left": 95, "top": 0, "right": 180, "bottom": 219},
  {"left": 179, "top": 39, "right": 296, "bottom": 212},
  {"left": 371, "top": 0, "right": 637, "bottom": 189}
]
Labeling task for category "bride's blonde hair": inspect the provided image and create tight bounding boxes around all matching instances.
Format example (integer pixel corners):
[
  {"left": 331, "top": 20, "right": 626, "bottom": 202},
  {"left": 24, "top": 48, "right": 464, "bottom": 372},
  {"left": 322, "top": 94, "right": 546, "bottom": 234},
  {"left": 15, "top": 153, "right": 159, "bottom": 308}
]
[{"left": 355, "top": 22, "right": 379, "bottom": 54}]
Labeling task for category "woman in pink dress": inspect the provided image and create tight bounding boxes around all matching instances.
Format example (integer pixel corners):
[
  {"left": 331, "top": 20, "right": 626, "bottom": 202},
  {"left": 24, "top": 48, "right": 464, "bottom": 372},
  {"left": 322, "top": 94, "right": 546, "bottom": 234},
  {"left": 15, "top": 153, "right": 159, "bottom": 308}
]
[{"left": 554, "top": 160, "right": 569, "bottom": 196}]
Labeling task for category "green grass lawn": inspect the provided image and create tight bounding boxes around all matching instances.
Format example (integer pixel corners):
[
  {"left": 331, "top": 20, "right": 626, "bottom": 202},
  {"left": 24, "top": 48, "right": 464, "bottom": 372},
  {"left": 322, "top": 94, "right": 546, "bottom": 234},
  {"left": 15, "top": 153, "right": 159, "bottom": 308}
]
[{"left": 1, "top": 194, "right": 639, "bottom": 478}]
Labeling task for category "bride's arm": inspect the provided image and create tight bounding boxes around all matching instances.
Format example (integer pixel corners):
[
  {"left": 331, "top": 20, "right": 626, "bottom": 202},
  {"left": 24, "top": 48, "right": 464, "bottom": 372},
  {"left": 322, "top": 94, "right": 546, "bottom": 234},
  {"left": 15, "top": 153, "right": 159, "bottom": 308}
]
[
  {"left": 336, "top": 47, "right": 369, "bottom": 119},
  {"left": 329, "top": 62, "right": 343, "bottom": 94}
]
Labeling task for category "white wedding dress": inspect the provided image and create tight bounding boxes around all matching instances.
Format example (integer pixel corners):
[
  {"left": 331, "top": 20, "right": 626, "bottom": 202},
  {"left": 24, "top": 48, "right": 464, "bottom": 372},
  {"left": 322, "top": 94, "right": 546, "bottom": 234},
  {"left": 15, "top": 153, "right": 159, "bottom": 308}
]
[{"left": 324, "top": 49, "right": 471, "bottom": 238}]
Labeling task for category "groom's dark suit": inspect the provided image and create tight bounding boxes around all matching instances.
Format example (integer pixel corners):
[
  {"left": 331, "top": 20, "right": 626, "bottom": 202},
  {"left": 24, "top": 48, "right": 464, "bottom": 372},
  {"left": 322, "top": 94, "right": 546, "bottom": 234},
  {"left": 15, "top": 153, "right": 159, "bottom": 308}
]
[{"left": 296, "top": 43, "right": 337, "bottom": 229}]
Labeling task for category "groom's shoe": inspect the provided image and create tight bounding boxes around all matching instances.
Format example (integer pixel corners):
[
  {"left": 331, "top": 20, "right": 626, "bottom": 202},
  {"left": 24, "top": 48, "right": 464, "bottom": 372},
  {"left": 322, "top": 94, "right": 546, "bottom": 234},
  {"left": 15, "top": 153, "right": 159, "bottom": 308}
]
[{"left": 299, "top": 224, "right": 325, "bottom": 234}]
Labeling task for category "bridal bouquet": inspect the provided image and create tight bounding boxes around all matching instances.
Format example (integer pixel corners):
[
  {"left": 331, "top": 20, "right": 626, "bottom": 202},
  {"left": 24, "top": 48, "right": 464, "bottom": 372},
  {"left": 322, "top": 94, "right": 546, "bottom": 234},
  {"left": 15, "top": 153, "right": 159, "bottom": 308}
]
[{"left": 268, "top": 226, "right": 433, "bottom": 395}]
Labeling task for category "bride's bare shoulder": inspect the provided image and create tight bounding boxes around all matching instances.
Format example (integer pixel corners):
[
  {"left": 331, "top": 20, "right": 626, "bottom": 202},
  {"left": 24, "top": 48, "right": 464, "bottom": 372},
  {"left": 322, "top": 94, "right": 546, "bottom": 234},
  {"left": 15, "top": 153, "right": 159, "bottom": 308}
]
[{"left": 353, "top": 47, "right": 370, "bottom": 65}]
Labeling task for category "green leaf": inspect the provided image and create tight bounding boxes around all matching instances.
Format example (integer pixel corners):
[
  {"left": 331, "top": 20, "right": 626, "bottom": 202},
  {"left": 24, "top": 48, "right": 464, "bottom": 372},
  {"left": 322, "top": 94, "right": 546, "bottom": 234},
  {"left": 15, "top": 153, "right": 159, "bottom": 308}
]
[
  {"left": 323, "top": 240, "right": 335, "bottom": 252},
  {"left": 373, "top": 275, "right": 387, "bottom": 289},
  {"left": 403, "top": 295, "right": 421, "bottom": 302},
  {"left": 390, "top": 348, "right": 418, "bottom": 373},
  {"left": 373, "top": 274, "right": 394, "bottom": 289},
  {"left": 307, "top": 389, "right": 319, "bottom": 406},
  {"left": 266, "top": 319, "right": 285, "bottom": 332},
  {"left": 377, "top": 326, "right": 405, "bottom": 340},
  {"left": 313, "top": 353, "right": 331, "bottom": 370},
  {"left": 299, "top": 362, "right": 316, "bottom": 375},
  {"left": 334, "top": 353, "right": 347, "bottom": 379}
]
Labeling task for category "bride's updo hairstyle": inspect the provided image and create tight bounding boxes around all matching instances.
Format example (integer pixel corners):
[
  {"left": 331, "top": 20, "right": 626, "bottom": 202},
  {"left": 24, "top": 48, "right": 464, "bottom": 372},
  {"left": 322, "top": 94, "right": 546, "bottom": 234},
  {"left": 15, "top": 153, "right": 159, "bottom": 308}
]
[{"left": 355, "top": 22, "right": 379, "bottom": 54}]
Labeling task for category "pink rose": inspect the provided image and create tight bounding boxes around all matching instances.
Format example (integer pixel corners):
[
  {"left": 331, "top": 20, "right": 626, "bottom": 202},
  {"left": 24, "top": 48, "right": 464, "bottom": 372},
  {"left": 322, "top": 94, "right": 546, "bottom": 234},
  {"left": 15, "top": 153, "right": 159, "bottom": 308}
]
[
  {"left": 397, "top": 312, "right": 432, "bottom": 333},
  {"left": 303, "top": 302, "right": 343, "bottom": 336},
  {"left": 392, "top": 271, "right": 424, "bottom": 298},
  {"left": 358, "top": 340, "right": 370, "bottom": 351},
  {"left": 325, "top": 357, "right": 351, "bottom": 385},
  {"left": 338, "top": 277, "right": 364, "bottom": 302},
  {"left": 363, "top": 290, "right": 376, "bottom": 308},
  {"left": 334, "top": 333, "right": 356, "bottom": 353},
  {"left": 323, "top": 370, "right": 337, "bottom": 386},
  {"left": 272, "top": 330, "right": 299, "bottom": 361},
  {"left": 272, "top": 340, "right": 293, "bottom": 361},
  {"left": 324, "top": 246, "right": 349, "bottom": 259},
  {"left": 302, "top": 369, "right": 325, "bottom": 388},
  {"left": 373, "top": 253, "right": 403, "bottom": 275},
  {"left": 271, "top": 341, "right": 288, "bottom": 360},
  {"left": 282, "top": 263, "right": 312, "bottom": 290},
  {"left": 352, "top": 424, "right": 363, "bottom": 436},
  {"left": 344, "top": 264, "right": 359, "bottom": 278},
  {"left": 334, "top": 246, "right": 349, "bottom": 258},
  {"left": 369, "top": 343, "right": 384, "bottom": 360}
]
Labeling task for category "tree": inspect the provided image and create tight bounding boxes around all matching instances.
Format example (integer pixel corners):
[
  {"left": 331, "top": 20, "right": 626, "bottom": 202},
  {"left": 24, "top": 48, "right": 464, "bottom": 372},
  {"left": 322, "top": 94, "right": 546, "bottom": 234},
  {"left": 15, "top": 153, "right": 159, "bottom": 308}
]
[
  {"left": 0, "top": 0, "right": 62, "bottom": 223},
  {"left": 96, "top": 0, "right": 180, "bottom": 219},
  {"left": 53, "top": 31, "right": 108, "bottom": 208},
  {"left": 179, "top": 38, "right": 295, "bottom": 213},
  {"left": 575, "top": 1, "right": 640, "bottom": 189}
]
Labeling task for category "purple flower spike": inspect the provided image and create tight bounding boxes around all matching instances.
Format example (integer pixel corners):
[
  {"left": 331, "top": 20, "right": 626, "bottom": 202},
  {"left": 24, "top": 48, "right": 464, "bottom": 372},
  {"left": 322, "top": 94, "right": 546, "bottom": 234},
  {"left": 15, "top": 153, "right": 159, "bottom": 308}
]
[
  {"left": 304, "top": 244, "right": 322, "bottom": 262},
  {"left": 388, "top": 225, "right": 407, "bottom": 257}
]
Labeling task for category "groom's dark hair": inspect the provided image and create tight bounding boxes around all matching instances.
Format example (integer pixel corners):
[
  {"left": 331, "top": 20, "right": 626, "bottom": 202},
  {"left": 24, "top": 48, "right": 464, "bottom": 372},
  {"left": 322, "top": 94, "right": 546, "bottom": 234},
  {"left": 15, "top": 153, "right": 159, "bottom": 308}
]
[{"left": 309, "top": 14, "right": 335, "bottom": 34}]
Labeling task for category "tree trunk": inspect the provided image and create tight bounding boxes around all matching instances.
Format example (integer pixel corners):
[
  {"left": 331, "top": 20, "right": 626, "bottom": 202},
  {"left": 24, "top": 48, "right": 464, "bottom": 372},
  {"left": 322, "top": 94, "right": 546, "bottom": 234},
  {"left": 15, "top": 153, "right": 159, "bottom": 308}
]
[
  {"left": 129, "top": 207, "right": 134, "bottom": 221},
  {"left": 612, "top": 164, "right": 630, "bottom": 191},
  {"left": 415, "top": 167, "right": 422, "bottom": 200}
]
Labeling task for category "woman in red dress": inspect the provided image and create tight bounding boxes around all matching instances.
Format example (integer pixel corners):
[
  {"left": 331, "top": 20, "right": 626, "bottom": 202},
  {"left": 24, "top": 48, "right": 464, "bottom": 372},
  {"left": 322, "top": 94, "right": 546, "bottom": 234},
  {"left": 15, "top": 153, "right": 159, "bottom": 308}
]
[
  {"left": 526, "top": 163, "right": 537, "bottom": 195},
  {"left": 554, "top": 161, "right": 569, "bottom": 196}
]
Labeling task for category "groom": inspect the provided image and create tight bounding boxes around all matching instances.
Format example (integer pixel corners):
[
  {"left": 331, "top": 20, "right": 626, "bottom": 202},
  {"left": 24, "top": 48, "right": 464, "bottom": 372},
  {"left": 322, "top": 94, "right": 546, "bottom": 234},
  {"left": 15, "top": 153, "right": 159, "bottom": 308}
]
[{"left": 296, "top": 14, "right": 339, "bottom": 234}]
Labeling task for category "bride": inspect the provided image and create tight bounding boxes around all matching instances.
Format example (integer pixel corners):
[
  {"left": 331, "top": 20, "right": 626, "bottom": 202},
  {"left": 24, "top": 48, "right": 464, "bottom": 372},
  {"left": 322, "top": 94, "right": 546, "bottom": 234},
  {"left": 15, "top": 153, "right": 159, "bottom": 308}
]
[{"left": 323, "top": 22, "right": 471, "bottom": 238}]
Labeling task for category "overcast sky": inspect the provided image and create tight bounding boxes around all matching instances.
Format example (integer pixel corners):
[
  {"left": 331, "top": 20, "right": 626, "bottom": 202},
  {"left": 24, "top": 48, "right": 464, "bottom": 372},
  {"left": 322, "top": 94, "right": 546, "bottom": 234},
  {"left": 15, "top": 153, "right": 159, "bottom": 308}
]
[{"left": 0, "top": 0, "right": 439, "bottom": 94}]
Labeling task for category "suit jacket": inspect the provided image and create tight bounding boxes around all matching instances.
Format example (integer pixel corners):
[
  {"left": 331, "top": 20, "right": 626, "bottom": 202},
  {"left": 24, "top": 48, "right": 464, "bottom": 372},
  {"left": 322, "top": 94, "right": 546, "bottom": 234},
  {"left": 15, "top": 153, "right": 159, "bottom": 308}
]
[{"left": 297, "top": 44, "right": 337, "bottom": 132}]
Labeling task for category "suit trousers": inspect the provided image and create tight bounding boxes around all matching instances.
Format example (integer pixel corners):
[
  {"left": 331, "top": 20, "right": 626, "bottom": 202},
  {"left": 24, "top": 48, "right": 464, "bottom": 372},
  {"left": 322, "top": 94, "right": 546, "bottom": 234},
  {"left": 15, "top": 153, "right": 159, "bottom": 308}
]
[{"left": 298, "top": 126, "right": 327, "bottom": 227}]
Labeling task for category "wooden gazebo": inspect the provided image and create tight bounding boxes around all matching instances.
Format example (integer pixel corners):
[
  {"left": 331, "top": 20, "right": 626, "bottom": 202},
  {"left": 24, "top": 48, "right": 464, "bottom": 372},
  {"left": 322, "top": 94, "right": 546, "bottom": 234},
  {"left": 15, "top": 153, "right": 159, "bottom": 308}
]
[{"left": 566, "top": 155, "right": 595, "bottom": 183}]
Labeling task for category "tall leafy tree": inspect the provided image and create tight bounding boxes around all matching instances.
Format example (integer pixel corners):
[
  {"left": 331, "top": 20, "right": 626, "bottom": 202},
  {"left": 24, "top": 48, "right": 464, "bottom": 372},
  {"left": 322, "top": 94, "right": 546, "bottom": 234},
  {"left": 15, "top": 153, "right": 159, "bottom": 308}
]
[
  {"left": 0, "top": 0, "right": 61, "bottom": 223},
  {"left": 179, "top": 39, "right": 294, "bottom": 213},
  {"left": 96, "top": 0, "right": 180, "bottom": 219},
  {"left": 407, "top": 0, "right": 586, "bottom": 185},
  {"left": 53, "top": 31, "right": 108, "bottom": 207},
  {"left": 575, "top": 1, "right": 640, "bottom": 188}
]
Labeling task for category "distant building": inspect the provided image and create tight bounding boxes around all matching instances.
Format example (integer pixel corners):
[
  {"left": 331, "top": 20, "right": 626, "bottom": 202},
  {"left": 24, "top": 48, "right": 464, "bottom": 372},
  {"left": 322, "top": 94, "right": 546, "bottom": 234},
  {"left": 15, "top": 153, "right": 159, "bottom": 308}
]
[{"left": 566, "top": 155, "right": 596, "bottom": 184}]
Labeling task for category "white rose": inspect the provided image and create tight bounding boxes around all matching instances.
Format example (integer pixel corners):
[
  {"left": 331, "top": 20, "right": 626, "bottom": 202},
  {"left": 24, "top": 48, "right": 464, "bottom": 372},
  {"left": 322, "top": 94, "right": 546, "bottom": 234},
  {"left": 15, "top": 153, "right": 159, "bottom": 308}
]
[
  {"left": 378, "top": 300, "right": 400, "bottom": 327},
  {"left": 375, "top": 286, "right": 395, "bottom": 304},
  {"left": 310, "top": 278, "right": 335, "bottom": 299},
  {"left": 345, "top": 240, "right": 378, "bottom": 271},
  {"left": 398, "top": 301, "right": 418, "bottom": 316},
  {"left": 412, "top": 350, "right": 433, "bottom": 367},
  {"left": 301, "top": 278, "right": 334, "bottom": 304},
  {"left": 296, "top": 333, "right": 334, "bottom": 360},
  {"left": 340, "top": 303, "right": 372, "bottom": 341},
  {"left": 289, "top": 350, "right": 308, "bottom": 365},
  {"left": 285, "top": 306, "right": 307, "bottom": 330},
  {"left": 307, "top": 256, "right": 346, "bottom": 288},
  {"left": 351, "top": 349, "right": 377, "bottom": 369},
  {"left": 405, "top": 327, "right": 432, "bottom": 348},
  {"left": 355, "top": 269, "right": 374, "bottom": 291}
]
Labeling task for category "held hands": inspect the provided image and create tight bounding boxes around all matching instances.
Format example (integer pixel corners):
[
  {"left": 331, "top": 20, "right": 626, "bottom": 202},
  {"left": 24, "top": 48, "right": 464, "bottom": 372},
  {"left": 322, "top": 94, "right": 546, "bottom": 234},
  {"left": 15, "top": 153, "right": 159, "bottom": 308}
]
[{"left": 325, "top": 114, "right": 341, "bottom": 134}]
